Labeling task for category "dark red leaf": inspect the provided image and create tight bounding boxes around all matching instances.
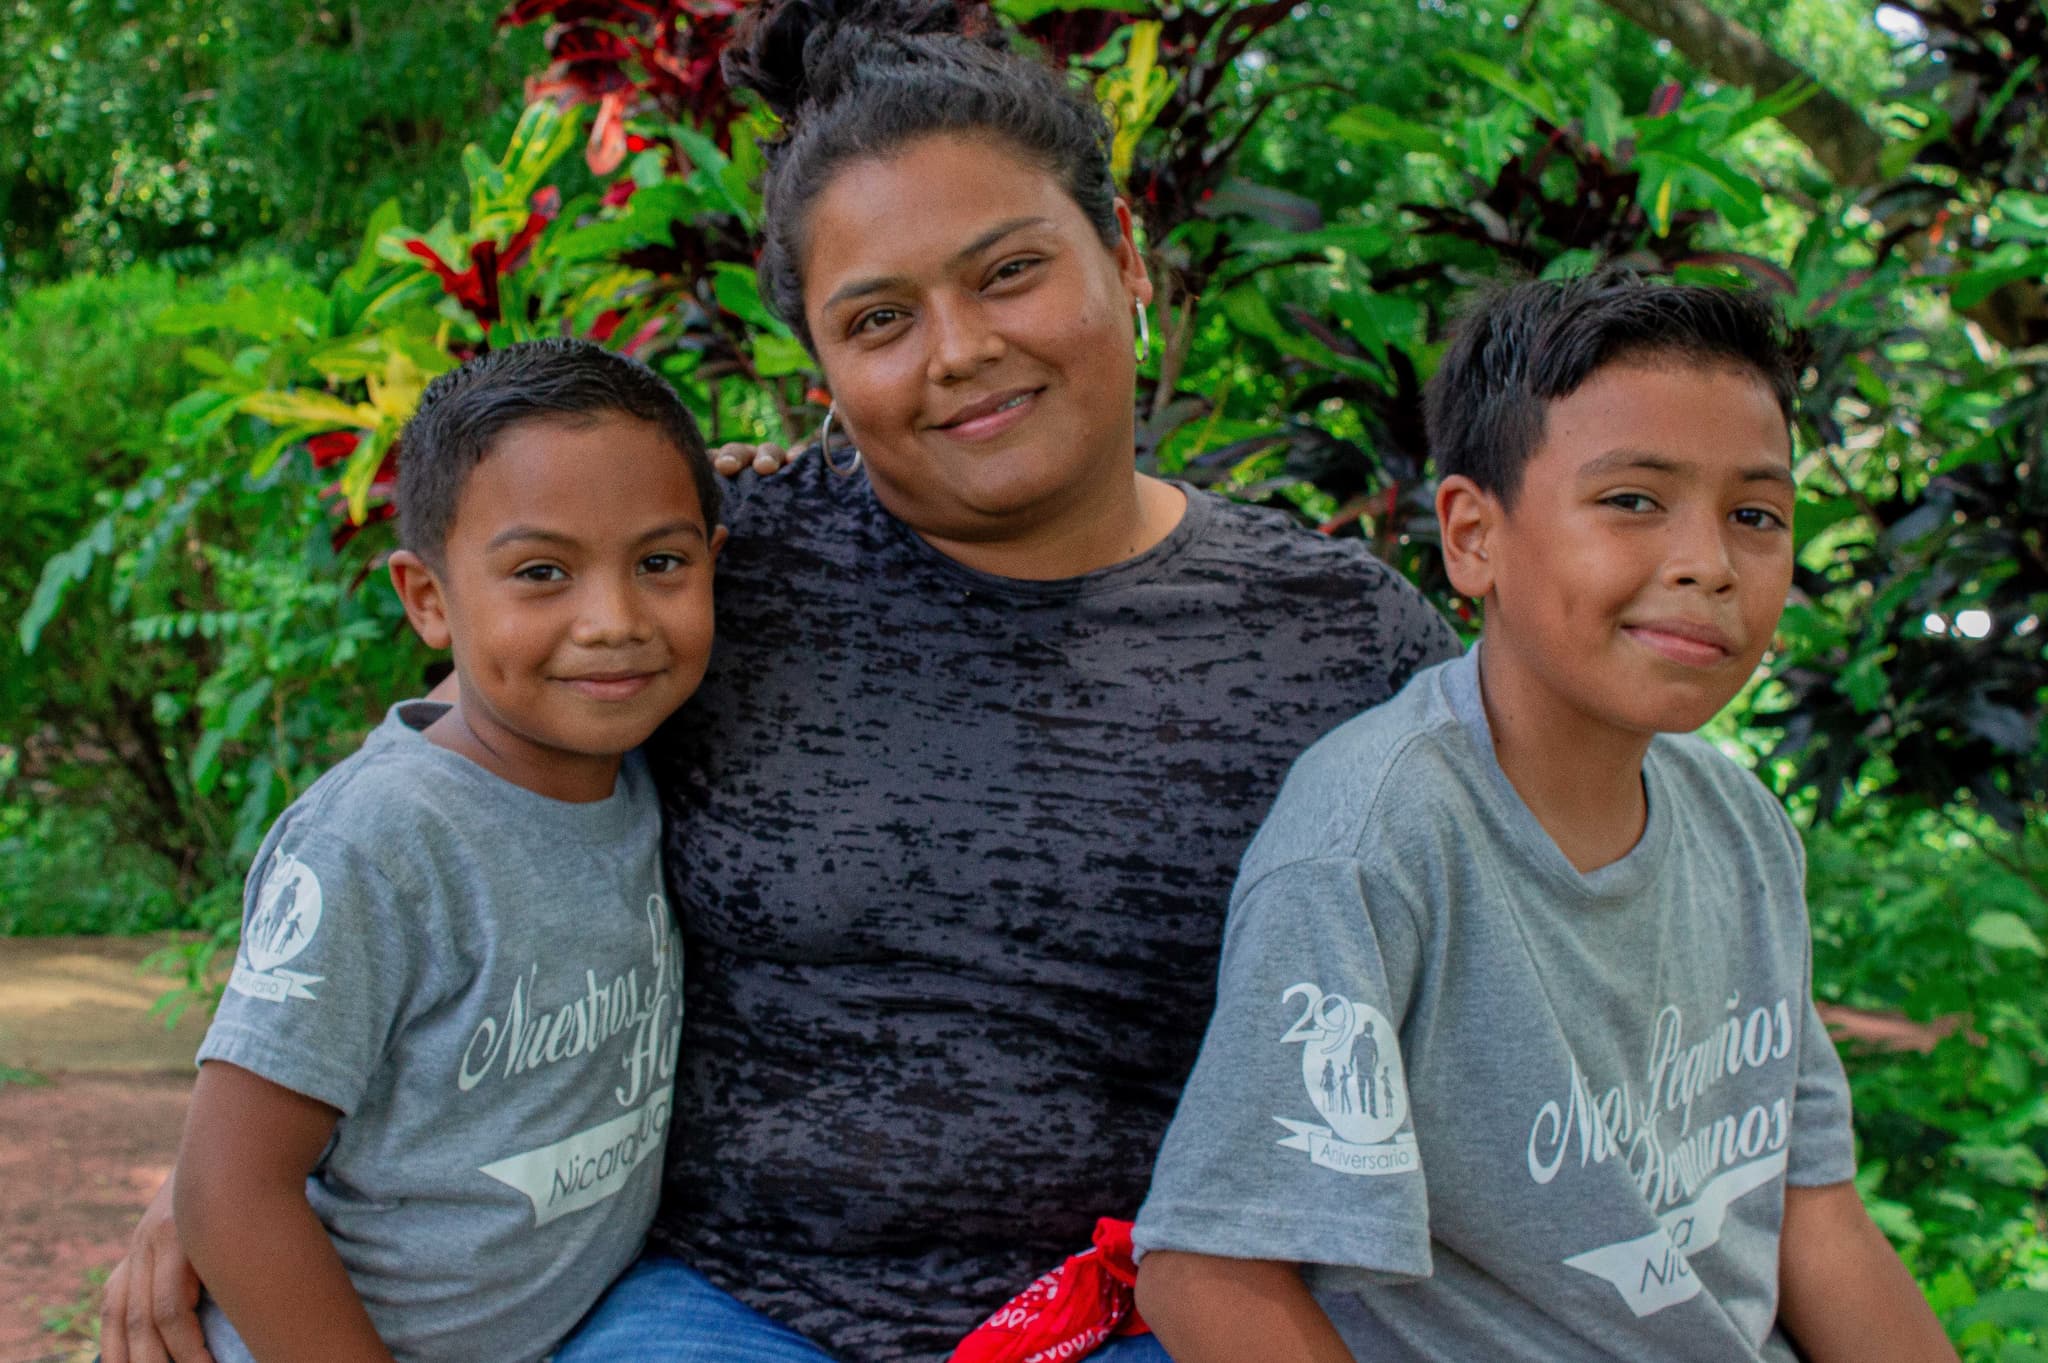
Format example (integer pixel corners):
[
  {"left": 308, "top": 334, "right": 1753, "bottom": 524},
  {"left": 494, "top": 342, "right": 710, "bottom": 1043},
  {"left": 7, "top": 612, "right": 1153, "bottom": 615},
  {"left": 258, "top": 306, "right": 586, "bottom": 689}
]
[{"left": 307, "top": 431, "right": 361, "bottom": 468}]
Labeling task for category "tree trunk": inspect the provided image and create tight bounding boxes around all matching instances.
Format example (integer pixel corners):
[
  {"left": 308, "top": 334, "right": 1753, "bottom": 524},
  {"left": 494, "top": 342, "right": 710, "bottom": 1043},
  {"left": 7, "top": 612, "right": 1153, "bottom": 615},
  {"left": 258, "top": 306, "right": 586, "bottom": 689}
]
[{"left": 1592, "top": 0, "right": 1887, "bottom": 187}]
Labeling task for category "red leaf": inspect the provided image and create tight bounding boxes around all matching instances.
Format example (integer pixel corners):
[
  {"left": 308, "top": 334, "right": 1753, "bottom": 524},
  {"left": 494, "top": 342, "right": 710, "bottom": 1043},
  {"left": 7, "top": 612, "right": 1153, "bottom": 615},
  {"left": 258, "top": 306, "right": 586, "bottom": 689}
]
[
  {"left": 590, "top": 309, "right": 624, "bottom": 341},
  {"left": 602, "top": 177, "right": 638, "bottom": 207},
  {"left": 467, "top": 240, "right": 504, "bottom": 325},
  {"left": 1648, "top": 82, "right": 1683, "bottom": 118},
  {"left": 500, "top": 186, "right": 562, "bottom": 274},
  {"left": 404, "top": 239, "right": 491, "bottom": 314},
  {"left": 307, "top": 431, "right": 361, "bottom": 468},
  {"left": 620, "top": 315, "right": 666, "bottom": 356}
]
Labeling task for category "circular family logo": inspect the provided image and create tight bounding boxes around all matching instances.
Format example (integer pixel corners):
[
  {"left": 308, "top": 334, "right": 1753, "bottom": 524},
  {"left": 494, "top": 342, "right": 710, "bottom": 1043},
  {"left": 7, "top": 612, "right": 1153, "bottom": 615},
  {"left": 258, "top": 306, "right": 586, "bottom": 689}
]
[
  {"left": 244, "top": 853, "right": 324, "bottom": 972},
  {"left": 1282, "top": 983, "right": 1408, "bottom": 1146}
]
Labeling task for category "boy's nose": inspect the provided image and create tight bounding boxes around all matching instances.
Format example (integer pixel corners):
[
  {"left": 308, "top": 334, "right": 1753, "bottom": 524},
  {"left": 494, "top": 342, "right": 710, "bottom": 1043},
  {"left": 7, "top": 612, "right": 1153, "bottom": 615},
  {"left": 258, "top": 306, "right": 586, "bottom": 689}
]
[
  {"left": 571, "top": 576, "right": 651, "bottom": 646},
  {"left": 1666, "top": 515, "right": 1738, "bottom": 593}
]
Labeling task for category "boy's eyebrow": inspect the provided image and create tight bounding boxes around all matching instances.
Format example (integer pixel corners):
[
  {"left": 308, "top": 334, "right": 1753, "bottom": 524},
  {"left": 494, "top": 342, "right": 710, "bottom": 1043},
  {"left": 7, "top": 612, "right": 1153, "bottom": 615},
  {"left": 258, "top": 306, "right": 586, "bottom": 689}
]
[
  {"left": 1578, "top": 448, "right": 1796, "bottom": 486},
  {"left": 635, "top": 520, "right": 708, "bottom": 545},
  {"left": 485, "top": 521, "right": 707, "bottom": 551},
  {"left": 820, "top": 217, "right": 1052, "bottom": 312},
  {"left": 487, "top": 525, "right": 577, "bottom": 551}
]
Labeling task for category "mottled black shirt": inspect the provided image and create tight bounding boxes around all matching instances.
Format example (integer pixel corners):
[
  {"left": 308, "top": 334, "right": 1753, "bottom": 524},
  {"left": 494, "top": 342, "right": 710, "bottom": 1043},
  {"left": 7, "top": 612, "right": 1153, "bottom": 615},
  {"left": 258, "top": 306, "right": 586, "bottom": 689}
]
[{"left": 645, "top": 455, "right": 1459, "bottom": 1361}]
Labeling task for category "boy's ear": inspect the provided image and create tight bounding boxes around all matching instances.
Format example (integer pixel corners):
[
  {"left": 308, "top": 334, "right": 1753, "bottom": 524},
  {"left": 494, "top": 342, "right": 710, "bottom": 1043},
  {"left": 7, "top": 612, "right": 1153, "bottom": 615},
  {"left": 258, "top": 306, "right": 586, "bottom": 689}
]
[
  {"left": 387, "top": 549, "right": 452, "bottom": 651},
  {"left": 709, "top": 524, "right": 729, "bottom": 562},
  {"left": 1436, "top": 475, "right": 1500, "bottom": 601}
]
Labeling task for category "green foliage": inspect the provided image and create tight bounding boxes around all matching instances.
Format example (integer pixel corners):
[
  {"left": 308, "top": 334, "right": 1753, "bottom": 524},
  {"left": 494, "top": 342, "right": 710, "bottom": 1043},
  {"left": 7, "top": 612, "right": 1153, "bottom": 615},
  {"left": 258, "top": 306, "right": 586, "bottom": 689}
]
[
  {"left": 0, "top": 0, "right": 547, "bottom": 283},
  {"left": 7, "top": 0, "right": 2046, "bottom": 1335},
  {"left": 1807, "top": 807, "right": 2048, "bottom": 1356},
  {"left": 2, "top": 255, "right": 435, "bottom": 935}
]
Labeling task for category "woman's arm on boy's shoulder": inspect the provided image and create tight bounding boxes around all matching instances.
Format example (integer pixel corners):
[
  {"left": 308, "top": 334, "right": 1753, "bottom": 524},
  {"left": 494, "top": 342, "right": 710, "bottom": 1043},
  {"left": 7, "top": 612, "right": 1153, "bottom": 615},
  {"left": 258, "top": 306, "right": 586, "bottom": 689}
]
[
  {"left": 173, "top": 1061, "right": 396, "bottom": 1363},
  {"left": 1135, "top": 1251, "right": 1353, "bottom": 1363},
  {"left": 1777, "top": 1180, "right": 1956, "bottom": 1363}
]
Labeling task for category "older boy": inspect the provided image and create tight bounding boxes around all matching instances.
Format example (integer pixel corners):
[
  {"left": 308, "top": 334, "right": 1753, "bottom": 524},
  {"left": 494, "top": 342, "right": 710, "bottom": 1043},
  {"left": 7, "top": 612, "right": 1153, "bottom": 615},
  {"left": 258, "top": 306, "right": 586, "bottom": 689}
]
[
  {"left": 1132, "top": 275, "right": 1954, "bottom": 1362},
  {"left": 173, "top": 338, "right": 725, "bottom": 1363}
]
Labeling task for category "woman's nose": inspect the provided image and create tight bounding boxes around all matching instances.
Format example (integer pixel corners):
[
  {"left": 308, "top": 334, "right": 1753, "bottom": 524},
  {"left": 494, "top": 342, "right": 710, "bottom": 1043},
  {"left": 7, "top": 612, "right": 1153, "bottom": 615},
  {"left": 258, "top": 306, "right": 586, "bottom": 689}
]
[{"left": 925, "top": 295, "right": 1005, "bottom": 383}]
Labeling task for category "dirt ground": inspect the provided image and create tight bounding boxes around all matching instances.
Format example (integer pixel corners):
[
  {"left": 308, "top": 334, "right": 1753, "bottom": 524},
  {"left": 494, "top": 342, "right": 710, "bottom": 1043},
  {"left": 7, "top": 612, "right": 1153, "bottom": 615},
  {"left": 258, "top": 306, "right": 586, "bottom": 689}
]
[{"left": 0, "top": 935, "right": 211, "bottom": 1363}]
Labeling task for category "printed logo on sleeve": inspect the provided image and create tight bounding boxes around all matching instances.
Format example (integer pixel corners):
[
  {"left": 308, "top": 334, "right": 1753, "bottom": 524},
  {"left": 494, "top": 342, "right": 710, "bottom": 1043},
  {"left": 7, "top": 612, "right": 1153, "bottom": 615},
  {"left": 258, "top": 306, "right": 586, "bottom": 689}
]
[
  {"left": 1272, "top": 982, "right": 1420, "bottom": 1177},
  {"left": 228, "top": 851, "right": 326, "bottom": 1003}
]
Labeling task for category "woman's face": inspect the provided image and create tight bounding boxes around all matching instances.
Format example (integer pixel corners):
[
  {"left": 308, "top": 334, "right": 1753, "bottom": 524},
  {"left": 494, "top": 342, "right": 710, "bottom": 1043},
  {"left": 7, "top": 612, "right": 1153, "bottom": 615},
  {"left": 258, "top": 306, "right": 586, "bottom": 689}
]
[{"left": 799, "top": 133, "right": 1152, "bottom": 544}]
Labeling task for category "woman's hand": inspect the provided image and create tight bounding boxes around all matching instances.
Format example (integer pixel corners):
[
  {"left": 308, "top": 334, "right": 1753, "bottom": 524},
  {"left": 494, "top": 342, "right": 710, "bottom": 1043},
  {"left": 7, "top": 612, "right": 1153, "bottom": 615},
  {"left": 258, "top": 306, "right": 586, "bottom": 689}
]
[
  {"left": 711, "top": 441, "right": 798, "bottom": 477},
  {"left": 101, "top": 1173, "right": 215, "bottom": 1363}
]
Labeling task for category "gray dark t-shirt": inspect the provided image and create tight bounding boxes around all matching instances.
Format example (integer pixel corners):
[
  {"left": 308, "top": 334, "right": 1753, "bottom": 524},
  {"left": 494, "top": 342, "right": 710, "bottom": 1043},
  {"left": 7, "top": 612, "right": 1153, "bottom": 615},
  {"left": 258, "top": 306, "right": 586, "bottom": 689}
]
[
  {"left": 646, "top": 457, "right": 1460, "bottom": 1360},
  {"left": 197, "top": 703, "right": 679, "bottom": 1363},
  {"left": 1134, "top": 648, "right": 1857, "bottom": 1362}
]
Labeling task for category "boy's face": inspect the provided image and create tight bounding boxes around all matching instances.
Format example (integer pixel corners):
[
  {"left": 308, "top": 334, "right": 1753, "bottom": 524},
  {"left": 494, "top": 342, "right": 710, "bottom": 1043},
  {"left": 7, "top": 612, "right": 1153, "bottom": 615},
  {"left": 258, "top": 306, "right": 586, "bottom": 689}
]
[
  {"left": 1452, "top": 360, "right": 1796, "bottom": 738},
  {"left": 392, "top": 412, "right": 725, "bottom": 801}
]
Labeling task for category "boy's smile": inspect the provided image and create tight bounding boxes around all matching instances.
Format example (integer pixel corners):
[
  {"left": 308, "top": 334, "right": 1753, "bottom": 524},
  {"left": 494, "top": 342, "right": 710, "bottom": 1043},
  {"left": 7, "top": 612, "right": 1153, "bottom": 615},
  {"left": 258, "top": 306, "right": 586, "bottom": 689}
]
[
  {"left": 391, "top": 412, "right": 726, "bottom": 802},
  {"left": 1461, "top": 360, "right": 1796, "bottom": 744}
]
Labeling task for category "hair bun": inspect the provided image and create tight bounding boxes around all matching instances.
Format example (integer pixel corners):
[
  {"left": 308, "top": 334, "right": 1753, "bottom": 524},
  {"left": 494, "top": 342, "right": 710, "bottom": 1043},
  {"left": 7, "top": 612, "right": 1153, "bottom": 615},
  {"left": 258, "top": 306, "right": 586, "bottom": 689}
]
[{"left": 725, "top": 0, "right": 1000, "bottom": 125}]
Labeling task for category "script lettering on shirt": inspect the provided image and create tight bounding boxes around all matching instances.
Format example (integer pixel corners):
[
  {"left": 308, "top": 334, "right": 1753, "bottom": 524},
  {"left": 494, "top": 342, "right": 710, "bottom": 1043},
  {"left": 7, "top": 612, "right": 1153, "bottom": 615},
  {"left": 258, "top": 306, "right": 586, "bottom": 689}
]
[
  {"left": 1525, "top": 994, "right": 1797, "bottom": 1210},
  {"left": 469, "top": 894, "right": 684, "bottom": 1227},
  {"left": 1524, "top": 994, "right": 1804, "bottom": 1318},
  {"left": 457, "top": 893, "right": 679, "bottom": 1101}
]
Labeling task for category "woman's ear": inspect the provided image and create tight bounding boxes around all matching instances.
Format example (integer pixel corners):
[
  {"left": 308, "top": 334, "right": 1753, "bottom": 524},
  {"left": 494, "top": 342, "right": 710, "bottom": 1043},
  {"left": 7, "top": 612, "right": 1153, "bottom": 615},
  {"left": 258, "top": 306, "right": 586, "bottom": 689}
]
[
  {"left": 1112, "top": 198, "right": 1154, "bottom": 307},
  {"left": 1436, "top": 475, "right": 1499, "bottom": 602},
  {"left": 387, "top": 549, "right": 452, "bottom": 651}
]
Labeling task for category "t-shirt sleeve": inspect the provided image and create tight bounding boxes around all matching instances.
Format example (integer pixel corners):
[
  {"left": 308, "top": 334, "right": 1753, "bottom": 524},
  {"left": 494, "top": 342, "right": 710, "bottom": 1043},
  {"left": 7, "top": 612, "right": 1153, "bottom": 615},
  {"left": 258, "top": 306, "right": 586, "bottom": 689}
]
[
  {"left": 1786, "top": 948, "right": 1857, "bottom": 1187},
  {"left": 1764, "top": 798, "right": 1858, "bottom": 1188},
  {"left": 1134, "top": 856, "right": 1433, "bottom": 1282},
  {"left": 197, "top": 829, "right": 425, "bottom": 1115}
]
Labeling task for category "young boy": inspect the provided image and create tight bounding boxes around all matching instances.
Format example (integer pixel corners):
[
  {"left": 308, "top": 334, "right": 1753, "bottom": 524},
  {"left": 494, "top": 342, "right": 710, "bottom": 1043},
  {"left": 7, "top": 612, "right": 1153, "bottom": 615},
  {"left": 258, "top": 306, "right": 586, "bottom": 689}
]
[
  {"left": 173, "top": 338, "right": 726, "bottom": 1363},
  {"left": 1131, "top": 275, "right": 1955, "bottom": 1363}
]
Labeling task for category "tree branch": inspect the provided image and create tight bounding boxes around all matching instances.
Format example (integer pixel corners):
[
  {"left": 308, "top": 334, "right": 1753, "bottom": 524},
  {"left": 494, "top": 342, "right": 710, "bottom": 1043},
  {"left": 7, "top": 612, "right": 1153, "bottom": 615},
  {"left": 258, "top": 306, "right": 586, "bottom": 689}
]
[{"left": 1592, "top": 0, "right": 1887, "bottom": 186}]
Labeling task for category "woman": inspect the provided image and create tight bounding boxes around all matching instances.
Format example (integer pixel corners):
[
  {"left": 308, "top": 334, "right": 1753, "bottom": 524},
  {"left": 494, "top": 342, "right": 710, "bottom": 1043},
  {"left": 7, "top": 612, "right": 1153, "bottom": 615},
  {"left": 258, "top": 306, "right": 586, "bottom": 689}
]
[{"left": 101, "top": 2, "right": 1457, "bottom": 1360}]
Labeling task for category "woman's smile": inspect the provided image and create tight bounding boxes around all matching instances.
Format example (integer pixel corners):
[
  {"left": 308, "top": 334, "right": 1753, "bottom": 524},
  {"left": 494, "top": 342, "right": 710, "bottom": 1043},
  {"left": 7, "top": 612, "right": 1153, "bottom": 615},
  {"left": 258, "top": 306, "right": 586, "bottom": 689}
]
[
  {"left": 799, "top": 133, "right": 1157, "bottom": 565},
  {"left": 927, "top": 386, "right": 1044, "bottom": 440}
]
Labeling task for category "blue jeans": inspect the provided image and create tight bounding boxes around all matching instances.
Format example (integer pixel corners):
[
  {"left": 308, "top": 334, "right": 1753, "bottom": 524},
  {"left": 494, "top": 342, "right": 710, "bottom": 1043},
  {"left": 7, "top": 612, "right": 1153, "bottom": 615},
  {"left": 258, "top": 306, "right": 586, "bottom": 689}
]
[{"left": 554, "top": 1253, "right": 1174, "bottom": 1363}]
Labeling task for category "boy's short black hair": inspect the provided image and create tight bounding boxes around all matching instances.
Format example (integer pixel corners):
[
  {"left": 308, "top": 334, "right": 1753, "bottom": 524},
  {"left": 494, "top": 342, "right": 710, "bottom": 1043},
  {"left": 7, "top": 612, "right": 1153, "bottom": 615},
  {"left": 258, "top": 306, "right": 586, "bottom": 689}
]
[
  {"left": 396, "top": 338, "right": 719, "bottom": 564},
  {"left": 1424, "top": 270, "right": 1802, "bottom": 507}
]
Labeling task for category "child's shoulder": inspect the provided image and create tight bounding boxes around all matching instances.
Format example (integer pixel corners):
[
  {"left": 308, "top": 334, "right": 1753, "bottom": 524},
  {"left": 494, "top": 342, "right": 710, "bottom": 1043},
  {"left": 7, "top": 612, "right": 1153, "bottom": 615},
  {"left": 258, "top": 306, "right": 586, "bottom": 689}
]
[
  {"left": 262, "top": 703, "right": 471, "bottom": 871},
  {"left": 1245, "top": 654, "right": 1482, "bottom": 871},
  {"left": 1644, "top": 730, "right": 1801, "bottom": 855}
]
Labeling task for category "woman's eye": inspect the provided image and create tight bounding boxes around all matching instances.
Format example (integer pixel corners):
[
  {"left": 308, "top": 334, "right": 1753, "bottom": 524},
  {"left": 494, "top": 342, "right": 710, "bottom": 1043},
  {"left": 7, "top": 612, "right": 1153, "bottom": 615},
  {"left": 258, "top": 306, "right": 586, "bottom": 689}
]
[
  {"left": 852, "top": 307, "right": 904, "bottom": 336},
  {"left": 1733, "top": 507, "right": 1789, "bottom": 531},
  {"left": 639, "top": 553, "right": 687, "bottom": 575},
  {"left": 988, "top": 257, "right": 1041, "bottom": 287},
  {"left": 1603, "top": 493, "right": 1658, "bottom": 514},
  {"left": 514, "top": 563, "right": 566, "bottom": 583}
]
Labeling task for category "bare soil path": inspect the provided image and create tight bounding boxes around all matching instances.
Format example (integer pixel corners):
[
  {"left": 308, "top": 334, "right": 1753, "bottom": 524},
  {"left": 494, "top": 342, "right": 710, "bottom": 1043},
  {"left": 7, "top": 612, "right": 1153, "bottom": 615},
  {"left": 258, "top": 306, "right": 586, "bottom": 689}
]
[{"left": 0, "top": 935, "right": 211, "bottom": 1363}]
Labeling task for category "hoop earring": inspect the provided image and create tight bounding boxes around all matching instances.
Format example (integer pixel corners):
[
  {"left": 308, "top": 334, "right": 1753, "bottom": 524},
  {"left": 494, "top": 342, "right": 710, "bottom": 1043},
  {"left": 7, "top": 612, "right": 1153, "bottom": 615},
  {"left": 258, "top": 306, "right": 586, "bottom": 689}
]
[
  {"left": 819, "top": 404, "right": 861, "bottom": 478},
  {"left": 1134, "top": 302, "right": 1152, "bottom": 365}
]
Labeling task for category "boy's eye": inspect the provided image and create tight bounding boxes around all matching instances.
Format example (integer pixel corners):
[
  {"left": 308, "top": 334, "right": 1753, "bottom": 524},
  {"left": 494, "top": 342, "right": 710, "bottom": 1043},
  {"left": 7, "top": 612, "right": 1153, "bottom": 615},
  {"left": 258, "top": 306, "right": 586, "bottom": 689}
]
[
  {"left": 638, "top": 552, "right": 688, "bottom": 574},
  {"left": 1602, "top": 493, "right": 1659, "bottom": 514},
  {"left": 1732, "top": 507, "right": 1789, "bottom": 531},
  {"left": 514, "top": 563, "right": 566, "bottom": 583}
]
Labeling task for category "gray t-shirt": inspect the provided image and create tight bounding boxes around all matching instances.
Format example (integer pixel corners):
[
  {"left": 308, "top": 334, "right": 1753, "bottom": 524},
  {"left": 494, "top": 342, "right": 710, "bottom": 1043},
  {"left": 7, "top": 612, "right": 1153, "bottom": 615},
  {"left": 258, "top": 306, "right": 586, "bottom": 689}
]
[
  {"left": 196, "top": 702, "right": 679, "bottom": 1363},
  {"left": 1134, "top": 648, "right": 1856, "bottom": 1363},
  {"left": 647, "top": 457, "right": 1462, "bottom": 1360}
]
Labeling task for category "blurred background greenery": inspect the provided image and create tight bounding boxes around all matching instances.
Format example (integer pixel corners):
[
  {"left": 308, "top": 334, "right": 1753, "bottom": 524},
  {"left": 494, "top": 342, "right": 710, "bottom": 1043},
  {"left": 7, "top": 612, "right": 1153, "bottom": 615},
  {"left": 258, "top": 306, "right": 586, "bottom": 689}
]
[{"left": 2, "top": 0, "right": 2043, "bottom": 1351}]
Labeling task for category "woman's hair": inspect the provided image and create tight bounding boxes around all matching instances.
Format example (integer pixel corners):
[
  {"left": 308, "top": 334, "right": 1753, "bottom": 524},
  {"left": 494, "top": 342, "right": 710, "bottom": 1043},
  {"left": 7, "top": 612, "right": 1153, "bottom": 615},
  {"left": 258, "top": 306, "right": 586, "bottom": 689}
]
[
  {"left": 1424, "top": 270, "right": 1802, "bottom": 508},
  {"left": 724, "top": 0, "right": 1121, "bottom": 351}
]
